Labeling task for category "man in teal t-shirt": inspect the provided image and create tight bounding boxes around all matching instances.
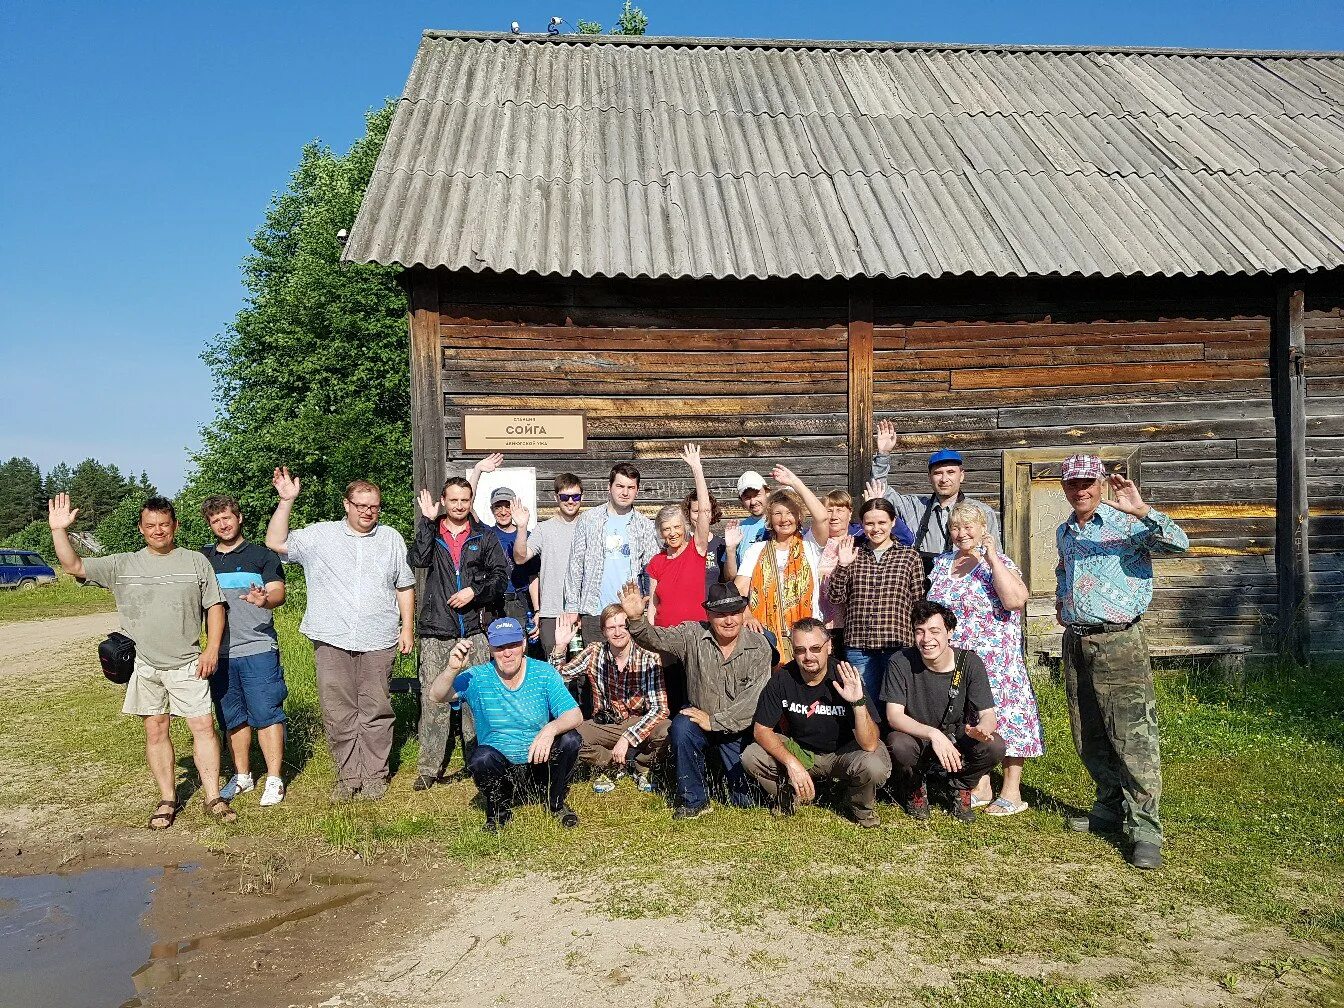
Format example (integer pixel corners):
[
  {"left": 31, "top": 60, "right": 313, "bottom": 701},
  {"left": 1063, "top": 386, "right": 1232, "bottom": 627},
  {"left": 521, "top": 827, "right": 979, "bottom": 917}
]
[{"left": 431, "top": 617, "right": 583, "bottom": 831}]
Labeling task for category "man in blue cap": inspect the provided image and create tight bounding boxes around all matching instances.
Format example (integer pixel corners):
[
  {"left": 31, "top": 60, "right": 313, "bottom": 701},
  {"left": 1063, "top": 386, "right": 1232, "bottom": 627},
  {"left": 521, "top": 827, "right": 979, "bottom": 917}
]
[
  {"left": 430, "top": 616, "right": 583, "bottom": 830},
  {"left": 868, "top": 421, "right": 1001, "bottom": 575}
]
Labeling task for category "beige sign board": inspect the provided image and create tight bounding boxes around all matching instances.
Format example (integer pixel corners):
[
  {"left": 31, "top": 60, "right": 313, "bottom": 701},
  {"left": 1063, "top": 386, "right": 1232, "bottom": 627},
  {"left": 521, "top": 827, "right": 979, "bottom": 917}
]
[{"left": 462, "top": 411, "right": 586, "bottom": 453}]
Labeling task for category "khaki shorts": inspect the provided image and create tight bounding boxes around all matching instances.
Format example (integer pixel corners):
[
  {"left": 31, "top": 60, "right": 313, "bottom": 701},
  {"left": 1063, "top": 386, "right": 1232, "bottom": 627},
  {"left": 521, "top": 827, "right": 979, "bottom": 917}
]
[{"left": 122, "top": 657, "right": 213, "bottom": 719}]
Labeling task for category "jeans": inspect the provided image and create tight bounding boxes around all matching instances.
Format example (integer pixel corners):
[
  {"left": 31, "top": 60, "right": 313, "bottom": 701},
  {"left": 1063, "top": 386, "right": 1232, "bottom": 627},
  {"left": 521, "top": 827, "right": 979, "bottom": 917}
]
[
  {"left": 669, "top": 713, "right": 755, "bottom": 809},
  {"left": 846, "top": 647, "right": 901, "bottom": 708},
  {"left": 465, "top": 729, "right": 582, "bottom": 818}
]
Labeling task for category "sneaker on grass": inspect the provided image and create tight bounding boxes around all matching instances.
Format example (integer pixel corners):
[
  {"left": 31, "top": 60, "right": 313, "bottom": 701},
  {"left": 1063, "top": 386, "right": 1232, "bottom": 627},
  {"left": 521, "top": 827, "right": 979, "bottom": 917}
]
[
  {"left": 592, "top": 773, "right": 617, "bottom": 794},
  {"left": 220, "top": 773, "right": 254, "bottom": 802},
  {"left": 259, "top": 776, "right": 285, "bottom": 807},
  {"left": 635, "top": 770, "right": 655, "bottom": 793}
]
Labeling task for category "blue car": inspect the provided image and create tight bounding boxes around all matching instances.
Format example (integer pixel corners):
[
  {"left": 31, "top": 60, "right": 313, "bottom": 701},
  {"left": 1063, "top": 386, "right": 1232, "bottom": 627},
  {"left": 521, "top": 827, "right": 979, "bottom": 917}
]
[{"left": 0, "top": 549, "right": 57, "bottom": 589}]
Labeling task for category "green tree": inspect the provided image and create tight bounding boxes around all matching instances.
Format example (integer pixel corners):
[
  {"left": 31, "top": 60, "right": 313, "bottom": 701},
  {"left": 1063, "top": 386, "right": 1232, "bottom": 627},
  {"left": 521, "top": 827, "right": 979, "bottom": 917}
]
[
  {"left": 0, "top": 457, "right": 44, "bottom": 539},
  {"left": 43, "top": 462, "right": 73, "bottom": 498},
  {"left": 612, "top": 1, "right": 648, "bottom": 34},
  {"left": 95, "top": 478, "right": 160, "bottom": 555},
  {"left": 65, "top": 459, "right": 133, "bottom": 531},
  {"left": 182, "top": 103, "right": 411, "bottom": 540}
]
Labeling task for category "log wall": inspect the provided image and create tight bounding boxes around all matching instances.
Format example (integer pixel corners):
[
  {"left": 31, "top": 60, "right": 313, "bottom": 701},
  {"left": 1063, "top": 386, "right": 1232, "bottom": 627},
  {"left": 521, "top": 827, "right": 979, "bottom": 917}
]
[{"left": 413, "top": 269, "right": 1344, "bottom": 658}]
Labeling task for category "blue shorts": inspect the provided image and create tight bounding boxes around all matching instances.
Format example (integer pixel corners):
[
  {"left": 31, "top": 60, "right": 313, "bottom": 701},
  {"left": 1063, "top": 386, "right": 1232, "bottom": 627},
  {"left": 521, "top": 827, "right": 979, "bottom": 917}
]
[{"left": 210, "top": 650, "right": 287, "bottom": 730}]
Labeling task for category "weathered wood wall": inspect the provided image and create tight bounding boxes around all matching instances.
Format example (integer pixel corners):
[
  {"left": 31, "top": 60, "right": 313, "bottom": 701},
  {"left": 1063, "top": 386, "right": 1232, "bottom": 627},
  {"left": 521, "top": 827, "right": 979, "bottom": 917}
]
[{"left": 412, "top": 269, "right": 1344, "bottom": 658}]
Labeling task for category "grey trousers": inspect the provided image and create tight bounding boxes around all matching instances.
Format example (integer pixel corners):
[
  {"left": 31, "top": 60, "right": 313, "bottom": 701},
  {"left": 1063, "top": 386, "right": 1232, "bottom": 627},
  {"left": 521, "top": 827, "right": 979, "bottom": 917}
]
[
  {"left": 313, "top": 642, "right": 397, "bottom": 790},
  {"left": 416, "top": 634, "right": 489, "bottom": 777},
  {"left": 741, "top": 741, "right": 892, "bottom": 818}
]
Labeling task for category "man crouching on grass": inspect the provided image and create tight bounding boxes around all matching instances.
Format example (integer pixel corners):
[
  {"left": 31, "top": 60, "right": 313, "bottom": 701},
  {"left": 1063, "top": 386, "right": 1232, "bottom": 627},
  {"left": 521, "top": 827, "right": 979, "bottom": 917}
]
[
  {"left": 430, "top": 618, "right": 583, "bottom": 832},
  {"left": 48, "top": 493, "right": 235, "bottom": 828}
]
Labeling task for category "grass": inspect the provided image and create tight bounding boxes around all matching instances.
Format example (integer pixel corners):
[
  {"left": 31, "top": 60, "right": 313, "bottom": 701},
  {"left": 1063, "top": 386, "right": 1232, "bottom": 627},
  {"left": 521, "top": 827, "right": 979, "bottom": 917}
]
[
  {"left": 0, "top": 573, "right": 115, "bottom": 623},
  {"left": 2, "top": 600, "right": 1342, "bottom": 1007}
]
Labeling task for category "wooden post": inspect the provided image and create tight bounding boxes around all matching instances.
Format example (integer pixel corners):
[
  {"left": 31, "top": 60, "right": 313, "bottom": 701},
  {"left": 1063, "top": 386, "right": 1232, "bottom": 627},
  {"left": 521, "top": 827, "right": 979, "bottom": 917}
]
[
  {"left": 847, "top": 282, "right": 875, "bottom": 498},
  {"left": 406, "top": 270, "right": 445, "bottom": 501},
  {"left": 1271, "top": 282, "right": 1310, "bottom": 665}
]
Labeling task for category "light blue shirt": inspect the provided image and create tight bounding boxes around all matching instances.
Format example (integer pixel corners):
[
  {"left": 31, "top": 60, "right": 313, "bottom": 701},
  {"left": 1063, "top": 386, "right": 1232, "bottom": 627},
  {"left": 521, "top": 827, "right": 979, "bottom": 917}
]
[
  {"left": 598, "top": 509, "right": 636, "bottom": 607},
  {"left": 453, "top": 658, "right": 578, "bottom": 765},
  {"left": 1055, "top": 503, "right": 1189, "bottom": 626},
  {"left": 734, "top": 515, "right": 767, "bottom": 565}
]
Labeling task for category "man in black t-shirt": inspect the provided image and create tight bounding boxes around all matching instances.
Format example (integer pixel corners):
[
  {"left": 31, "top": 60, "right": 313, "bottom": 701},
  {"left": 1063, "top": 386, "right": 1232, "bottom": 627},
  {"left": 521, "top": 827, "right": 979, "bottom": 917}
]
[
  {"left": 880, "top": 600, "right": 1005, "bottom": 823},
  {"left": 742, "top": 618, "right": 891, "bottom": 828}
]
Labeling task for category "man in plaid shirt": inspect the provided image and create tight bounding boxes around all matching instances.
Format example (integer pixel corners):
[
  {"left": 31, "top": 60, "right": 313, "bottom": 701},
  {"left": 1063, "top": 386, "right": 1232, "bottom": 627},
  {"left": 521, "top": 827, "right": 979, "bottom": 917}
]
[{"left": 551, "top": 602, "right": 669, "bottom": 794}]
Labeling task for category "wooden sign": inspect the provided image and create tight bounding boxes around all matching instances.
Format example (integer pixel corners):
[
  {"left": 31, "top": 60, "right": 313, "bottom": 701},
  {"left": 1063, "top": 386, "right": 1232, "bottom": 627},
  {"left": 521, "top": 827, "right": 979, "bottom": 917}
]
[{"left": 462, "top": 411, "right": 586, "bottom": 453}]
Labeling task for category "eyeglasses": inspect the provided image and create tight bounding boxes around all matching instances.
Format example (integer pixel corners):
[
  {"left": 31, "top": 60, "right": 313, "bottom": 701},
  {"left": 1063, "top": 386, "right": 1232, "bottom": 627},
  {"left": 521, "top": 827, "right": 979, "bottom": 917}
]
[
  {"left": 557, "top": 493, "right": 582, "bottom": 502},
  {"left": 347, "top": 501, "right": 381, "bottom": 513}
]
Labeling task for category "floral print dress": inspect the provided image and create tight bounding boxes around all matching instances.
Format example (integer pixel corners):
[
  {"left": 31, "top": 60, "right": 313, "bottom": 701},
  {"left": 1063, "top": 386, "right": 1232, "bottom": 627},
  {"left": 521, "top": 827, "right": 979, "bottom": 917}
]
[{"left": 928, "top": 552, "right": 1044, "bottom": 759}]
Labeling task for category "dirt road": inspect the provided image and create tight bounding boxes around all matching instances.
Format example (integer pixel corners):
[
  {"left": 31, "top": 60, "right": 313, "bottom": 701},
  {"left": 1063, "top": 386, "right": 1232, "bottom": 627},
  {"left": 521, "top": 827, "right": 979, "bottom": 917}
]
[{"left": 0, "top": 611, "right": 118, "bottom": 669}]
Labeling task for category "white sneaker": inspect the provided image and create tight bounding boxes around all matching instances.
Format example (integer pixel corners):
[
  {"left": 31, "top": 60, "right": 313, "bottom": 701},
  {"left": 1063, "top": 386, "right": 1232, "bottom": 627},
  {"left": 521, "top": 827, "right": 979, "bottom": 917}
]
[
  {"left": 259, "top": 776, "right": 285, "bottom": 807},
  {"left": 220, "top": 773, "right": 255, "bottom": 801}
]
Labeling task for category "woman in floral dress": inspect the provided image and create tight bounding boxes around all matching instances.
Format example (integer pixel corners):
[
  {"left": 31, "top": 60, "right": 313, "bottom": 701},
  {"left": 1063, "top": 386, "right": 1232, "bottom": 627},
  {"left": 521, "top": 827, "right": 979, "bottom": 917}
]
[{"left": 928, "top": 502, "right": 1043, "bottom": 816}]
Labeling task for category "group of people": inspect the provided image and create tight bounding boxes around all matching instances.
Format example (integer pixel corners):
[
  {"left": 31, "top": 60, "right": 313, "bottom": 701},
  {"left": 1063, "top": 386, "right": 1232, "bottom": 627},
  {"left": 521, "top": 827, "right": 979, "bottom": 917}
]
[{"left": 47, "top": 424, "right": 1188, "bottom": 870}]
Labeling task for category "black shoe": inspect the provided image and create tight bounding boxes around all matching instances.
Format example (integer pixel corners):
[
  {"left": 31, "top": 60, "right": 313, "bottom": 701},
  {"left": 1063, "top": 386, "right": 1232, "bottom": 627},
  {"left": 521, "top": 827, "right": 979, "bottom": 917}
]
[
  {"left": 774, "top": 779, "right": 797, "bottom": 817},
  {"left": 949, "top": 787, "right": 976, "bottom": 824},
  {"left": 412, "top": 773, "right": 438, "bottom": 792},
  {"left": 900, "top": 781, "right": 930, "bottom": 822},
  {"left": 672, "top": 802, "right": 710, "bottom": 820},
  {"left": 1129, "top": 841, "right": 1162, "bottom": 870},
  {"left": 484, "top": 807, "right": 513, "bottom": 832},
  {"left": 553, "top": 804, "right": 579, "bottom": 829},
  {"left": 1066, "top": 812, "right": 1123, "bottom": 834}
]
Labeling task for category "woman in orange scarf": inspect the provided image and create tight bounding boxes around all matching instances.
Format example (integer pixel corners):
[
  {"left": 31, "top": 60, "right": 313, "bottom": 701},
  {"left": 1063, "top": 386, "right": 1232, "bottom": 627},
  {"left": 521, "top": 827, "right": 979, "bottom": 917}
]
[{"left": 733, "top": 466, "right": 831, "bottom": 663}]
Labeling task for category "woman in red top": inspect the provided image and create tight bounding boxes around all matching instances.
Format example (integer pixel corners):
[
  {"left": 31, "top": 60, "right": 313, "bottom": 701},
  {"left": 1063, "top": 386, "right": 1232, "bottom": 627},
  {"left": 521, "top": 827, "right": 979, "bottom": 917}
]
[{"left": 646, "top": 445, "right": 712, "bottom": 628}]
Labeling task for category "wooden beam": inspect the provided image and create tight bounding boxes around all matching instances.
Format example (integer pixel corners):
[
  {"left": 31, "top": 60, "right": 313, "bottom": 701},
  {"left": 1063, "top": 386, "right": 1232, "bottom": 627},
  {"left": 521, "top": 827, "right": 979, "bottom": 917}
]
[
  {"left": 406, "top": 270, "right": 445, "bottom": 500},
  {"left": 848, "top": 283, "right": 875, "bottom": 497},
  {"left": 1271, "top": 283, "right": 1310, "bottom": 665}
]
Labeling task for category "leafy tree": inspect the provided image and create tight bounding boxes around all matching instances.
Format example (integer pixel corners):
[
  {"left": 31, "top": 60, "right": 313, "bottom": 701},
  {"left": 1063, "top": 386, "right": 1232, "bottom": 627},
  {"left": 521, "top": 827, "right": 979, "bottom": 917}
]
[
  {"left": 0, "top": 457, "right": 44, "bottom": 539},
  {"left": 182, "top": 103, "right": 411, "bottom": 541},
  {"left": 95, "top": 480, "right": 160, "bottom": 555}
]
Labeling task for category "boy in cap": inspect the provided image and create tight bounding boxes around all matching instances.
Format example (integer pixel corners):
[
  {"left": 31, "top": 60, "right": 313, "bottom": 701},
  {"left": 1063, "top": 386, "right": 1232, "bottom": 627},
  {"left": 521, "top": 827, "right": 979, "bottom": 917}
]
[
  {"left": 431, "top": 616, "right": 583, "bottom": 831},
  {"left": 1055, "top": 454, "right": 1188, "bottom": 870},
  {"left": 869, "top": 421, "right": 1000, "bottom": 574}
]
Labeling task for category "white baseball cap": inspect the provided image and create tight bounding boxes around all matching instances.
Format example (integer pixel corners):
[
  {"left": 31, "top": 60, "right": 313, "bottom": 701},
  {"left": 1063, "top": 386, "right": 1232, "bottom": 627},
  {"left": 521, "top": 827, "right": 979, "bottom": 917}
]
[{"left": 736, "top": 471, "right": 766, "bottom": 496}]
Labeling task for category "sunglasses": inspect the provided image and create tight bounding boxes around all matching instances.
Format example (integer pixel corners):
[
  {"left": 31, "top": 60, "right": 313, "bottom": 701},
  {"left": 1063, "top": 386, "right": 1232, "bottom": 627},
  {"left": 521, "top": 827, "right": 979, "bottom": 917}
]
[{"left": 557, "top": 492, "right": 583, "bottom": 502}]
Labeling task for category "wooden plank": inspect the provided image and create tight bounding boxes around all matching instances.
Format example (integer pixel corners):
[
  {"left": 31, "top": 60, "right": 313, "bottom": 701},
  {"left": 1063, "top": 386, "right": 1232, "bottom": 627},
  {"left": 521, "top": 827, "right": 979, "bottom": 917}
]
[
  {"left": 873, "top": 343, "right": 1213, "bottom": 370},
  {"left": 407, "top": 273, "right": 444, "bottom": 498},
  {"left": 848, "top": 284, "right": 874, "bottom": 497},
  {"left": 873, "top": 378, "right": 1273, "bottom": 411},
  {"left": 445, "top": 394, "right": 847, "bottom": 418},
  {"left": 951, "top": 360, "right": 1265, "bottom": 391},
  {"left": 440, "top": 325, "right": 846, "bottom": 351},
  {"left": 999, "top": 398, "right": 1273, "bottom": 428},
  {"left": 1272, "top": 284, "right": 1311, "bottom": 663}
]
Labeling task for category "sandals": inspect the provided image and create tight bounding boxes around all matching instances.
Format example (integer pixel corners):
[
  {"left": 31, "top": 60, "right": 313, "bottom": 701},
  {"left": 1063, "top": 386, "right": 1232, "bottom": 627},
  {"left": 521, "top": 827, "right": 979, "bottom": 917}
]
[
  {"left": 986, "top": 797, "right": 1030, "bottom": 817},
  {"left": 148, "top": 800, "right": 178, "bottom": 830},
  {"left": 203, "top": 796, "right": 238, "bottom": 824}
]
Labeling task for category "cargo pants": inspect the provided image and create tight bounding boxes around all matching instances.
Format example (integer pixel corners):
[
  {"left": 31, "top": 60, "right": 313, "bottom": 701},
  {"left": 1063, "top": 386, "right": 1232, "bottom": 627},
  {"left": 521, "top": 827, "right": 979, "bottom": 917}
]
[
  {"left": 416, "top": 634, "right": 489, "bottom": 779},
  {"left": 1063, "top": 622, "right": 1163, "bottom": 845}
]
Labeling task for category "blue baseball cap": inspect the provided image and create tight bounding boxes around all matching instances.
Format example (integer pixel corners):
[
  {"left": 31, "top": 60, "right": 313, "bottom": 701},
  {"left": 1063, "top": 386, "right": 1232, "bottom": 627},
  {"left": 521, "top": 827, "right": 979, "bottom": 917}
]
[
  {"left": 486, "top": 617, "right": 525, "bottom": 647},
  {"left": 928, "top": 449, "right": 964, "bottom": 468}
]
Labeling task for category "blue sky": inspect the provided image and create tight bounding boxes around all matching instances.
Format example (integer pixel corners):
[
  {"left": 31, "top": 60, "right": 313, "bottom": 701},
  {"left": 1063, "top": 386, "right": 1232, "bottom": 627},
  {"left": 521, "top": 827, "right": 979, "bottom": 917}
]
[{"left": 3, "top": 1, "right": 1341, "bottom": 494}]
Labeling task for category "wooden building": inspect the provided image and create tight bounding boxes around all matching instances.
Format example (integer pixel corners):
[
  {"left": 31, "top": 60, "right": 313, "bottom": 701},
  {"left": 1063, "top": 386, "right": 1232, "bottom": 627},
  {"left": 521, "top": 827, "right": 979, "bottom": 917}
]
[{"left": 344, "top": 32, "right": 1344, "bottom": 660}]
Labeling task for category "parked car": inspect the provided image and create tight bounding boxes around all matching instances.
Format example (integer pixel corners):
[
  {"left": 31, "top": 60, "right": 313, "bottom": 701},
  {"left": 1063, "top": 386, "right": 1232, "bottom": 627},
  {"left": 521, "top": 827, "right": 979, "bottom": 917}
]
[{"left": 0, "top": 550, "right": 58, "bottom": 589}]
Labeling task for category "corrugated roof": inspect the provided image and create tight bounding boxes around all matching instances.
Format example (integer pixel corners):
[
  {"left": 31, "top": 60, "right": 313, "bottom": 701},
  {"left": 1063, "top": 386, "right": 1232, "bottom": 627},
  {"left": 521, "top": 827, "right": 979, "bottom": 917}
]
[{"left": 343, "top": 32, "right": 1344, "bottom": 280}]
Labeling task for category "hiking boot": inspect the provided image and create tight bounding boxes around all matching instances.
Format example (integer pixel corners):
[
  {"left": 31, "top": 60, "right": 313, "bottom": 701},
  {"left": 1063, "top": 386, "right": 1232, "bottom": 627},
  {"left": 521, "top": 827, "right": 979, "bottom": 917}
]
[
  {"left": 412, "top": 773, "right": 438, "bottom": 792},
  {"left": 1066, "top": 811, "right": 1123, "bottom": 834},
  {"left": 900, "top": 780, "right": 930, "bottom": 821},
  {"left": 552, "top": 804, "right": 580, "bottom": 829},
  {"left": 330, "top": 780, "right": 359, "bottom": 802},
  {"left": 1130, "top": 841, "right": 1163, "bottom": 870},
  {"left": 672, "top": 802, "right": 710, "bottom": 821},
  {"left": 359, "top": 778, "right": 388, "bottom": 800},
  {"left": 591, "top": 773, "right": 617, "bottom": 794},
  {"left": 484, "top": 807, "right": 513, "bottom": 833},
  {"left": 950, "top": 787, "right": 976, "bottom": 824},
  {"left": 220, "top": 773, "right": 254, "bottom": 802},
  {"left": 774, "top": 779, "right": 797, "bottom": 817},
  {"left": 845, "top": 806, "right": 881, "bottom": 829}
]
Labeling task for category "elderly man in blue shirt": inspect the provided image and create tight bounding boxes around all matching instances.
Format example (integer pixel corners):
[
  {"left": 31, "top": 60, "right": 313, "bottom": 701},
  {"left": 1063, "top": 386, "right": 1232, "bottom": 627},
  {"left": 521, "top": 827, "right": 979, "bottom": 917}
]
[{"left": 1054, "top": 454, "right": 1189, "bottom": 870}]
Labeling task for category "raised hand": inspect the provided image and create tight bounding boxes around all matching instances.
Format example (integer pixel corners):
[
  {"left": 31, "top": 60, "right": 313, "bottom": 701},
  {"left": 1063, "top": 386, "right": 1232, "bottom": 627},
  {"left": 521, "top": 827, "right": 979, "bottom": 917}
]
[
  {"left": 876, "top": 419, "right": 898, "bottom": 456},
  {"left": 681, "top": 444, "right": 704, "bottom": 471},
  {"left": 1108, "top": 474, "right": 1150, "bottom": 518},
  {"left": 837, "top": 534, "right": 857, "bottom": 568},
  {"left": 475, "top": 452, "right": 504, "bottom": 475},
  {"left": 273, "top": 467, "right": 301, "bottom": 501},
  {"left": 770, "top": 464, "right": 800, "bottom": 489},
  {"left": 47, "top": 494, "right": 80, "bottom": 531},
  {"left": 553, "top": 618, "right": 574, "bottom": 655},
  {"left": 513, "top": 502, "right": 531, "bottom": 528},
  {"left": 446, "top": 638, "right": 474, "bottom": 673},
  {"left": 618, "top": 580, "right": 646, "bottom": 620},
  {"left": 417, "top": 488, "right": 441, "bottom": 521},
  {"left": 724, "top": 522, "right": 744, "bottom": 549},
  {"left": 834, "top": 661, "right": 866, "bottom": 703},
  {"left": 863, "top": 479, "right": 887, "bottom": 504}
]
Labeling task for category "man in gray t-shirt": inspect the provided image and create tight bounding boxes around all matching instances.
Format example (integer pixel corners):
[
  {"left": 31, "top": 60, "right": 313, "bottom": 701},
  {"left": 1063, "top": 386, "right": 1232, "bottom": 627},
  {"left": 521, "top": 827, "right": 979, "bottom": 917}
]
[
  {"left": 49, "top": 493, "right": 234, "bottom": 829},
  {"left": 510, "top": 472, "right": 584, "bottom": 656}
]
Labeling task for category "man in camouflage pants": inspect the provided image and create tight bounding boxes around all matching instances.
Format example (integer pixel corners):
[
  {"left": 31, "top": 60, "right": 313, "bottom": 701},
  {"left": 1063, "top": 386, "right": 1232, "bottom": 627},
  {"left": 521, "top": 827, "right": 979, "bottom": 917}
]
[{"left": 1055, "top": 454, "right": 1189, "bottom": 870}]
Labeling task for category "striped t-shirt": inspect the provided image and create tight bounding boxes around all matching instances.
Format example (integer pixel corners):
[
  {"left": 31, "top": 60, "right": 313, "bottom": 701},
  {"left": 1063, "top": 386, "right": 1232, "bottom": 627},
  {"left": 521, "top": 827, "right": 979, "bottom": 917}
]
[
  {"left": 81, "top": 547, "right": 225, "bottom": 670},
  {"left": 453, "top": 658, "right": 578, "bottom": 764}
]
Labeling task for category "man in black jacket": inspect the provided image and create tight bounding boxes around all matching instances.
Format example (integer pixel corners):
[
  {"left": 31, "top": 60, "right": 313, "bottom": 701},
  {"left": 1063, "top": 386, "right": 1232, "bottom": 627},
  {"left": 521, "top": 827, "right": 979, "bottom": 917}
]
[{"left": 409, "top": 477, "right": 508, "bottom": 790}]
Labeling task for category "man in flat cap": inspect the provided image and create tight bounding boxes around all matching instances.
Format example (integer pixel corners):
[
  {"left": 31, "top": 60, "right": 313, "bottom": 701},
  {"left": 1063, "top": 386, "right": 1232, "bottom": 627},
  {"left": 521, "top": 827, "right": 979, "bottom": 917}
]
[
  {"left": 1055, "top": 454, "right": 1188, "bottom": 870},
  {"left": 869, "top": 422, "right": 1000, "bottom": 576}
]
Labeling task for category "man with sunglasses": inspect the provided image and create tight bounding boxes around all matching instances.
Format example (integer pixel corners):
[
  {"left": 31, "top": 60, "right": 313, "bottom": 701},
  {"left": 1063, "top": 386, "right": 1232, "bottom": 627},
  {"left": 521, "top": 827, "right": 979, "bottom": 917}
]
[
  {"left": 265, "top": 469, "right": 416, "bottom": 802},
  {"left": 512, "top": 473, "right": 585, "bottom": 656}
]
